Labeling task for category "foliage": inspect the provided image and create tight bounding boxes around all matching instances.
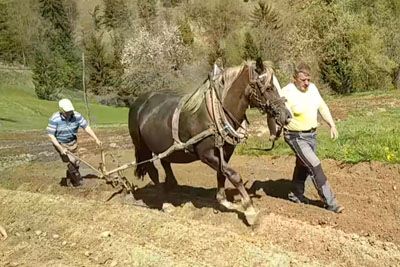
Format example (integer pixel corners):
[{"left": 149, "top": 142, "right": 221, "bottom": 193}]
[
  {"left": 184, "top": 0, "right": 248, "bottom": 65},
  {"left": 137, "top": 0, "right": 157, "bottom": 28},
  {"left": 40, "top": 0, "right": 74, "bottom": 55},
  {"left": 250, "top": 1, "right": 281, "bottom": 29},
  {"left": 102, "top": 0, "right": 131, "bottom": 30},
  {"left": 317, "top": 2, "right": 397, "bottom": 93},
  {"left": 1, "top": 0, "right": 400, "bottom": 102},
  {"left": 178, "top": 18, "right": 194, "bottom": 46},
  {"left": 0, "top": 0, "right": 41, "bottom": 65},
  {"left": 247, "top": 1, "right": 284, "bottom": 65},
  {"left": 121, "top": 21, "right": 191, "bottom": 99},
  {"left": 31, "top": 0, "right": 82, "bottom": 100},
  {"left": 242, "top": 32, "right": 260, "bottom": 60},
  {"left": 32, "top": 42, "right": 81, "bottom": 100},
  {"left": 83, "top": 1, "right": 130, "bottom": 98},
  {"left": 83, "top": 31, "right": 111, "bottom": 94}
]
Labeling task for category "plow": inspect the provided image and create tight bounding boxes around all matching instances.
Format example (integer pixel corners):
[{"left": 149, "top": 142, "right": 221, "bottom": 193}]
[{"left": 66, "top": 128, "right": 216, "bottom": 199}]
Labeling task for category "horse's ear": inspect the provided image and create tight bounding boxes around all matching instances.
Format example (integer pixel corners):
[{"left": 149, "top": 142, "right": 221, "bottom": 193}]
[
  {"left": 209, "top": 63, "right": 223, "bottom": 80},
  {"left": 255, "top": 57, "right": 265, "bottom": 74}
]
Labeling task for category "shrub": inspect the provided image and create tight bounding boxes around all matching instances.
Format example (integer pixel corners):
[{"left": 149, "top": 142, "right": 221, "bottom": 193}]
[{"left": 121, "top": 21, "right": 191, "bottom": 99}]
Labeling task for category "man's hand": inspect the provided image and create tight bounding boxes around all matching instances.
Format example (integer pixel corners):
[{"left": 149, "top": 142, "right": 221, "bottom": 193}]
[
  {"left": 96, "top": 139, "right": 103, "bottom": 148},
  {"left": 84, "top": 126, "right": 102, "bottom": 148},
  {"left": 60, "top": 147, "right": 68, "bottom": 155},
  {"left": 330, "top": 125, "right": 339, "bottom": 140}
]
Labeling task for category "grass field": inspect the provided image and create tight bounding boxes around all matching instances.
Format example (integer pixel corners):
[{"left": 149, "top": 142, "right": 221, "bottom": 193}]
[{"left": 0, "top": 68, "right": 128, "bottom": 131}]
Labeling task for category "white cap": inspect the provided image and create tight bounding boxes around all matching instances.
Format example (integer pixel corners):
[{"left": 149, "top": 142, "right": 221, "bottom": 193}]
[{"left": 59, "top": 98, "right": 75, "bottom": 112}]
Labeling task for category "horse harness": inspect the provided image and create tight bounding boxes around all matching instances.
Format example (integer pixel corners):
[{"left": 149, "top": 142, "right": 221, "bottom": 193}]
[
  {"left": 170, "top": 65, "right": 278, "bottom": 172},
  {"left": 171, "top": 77, "right": 248, "bottom": 148}
]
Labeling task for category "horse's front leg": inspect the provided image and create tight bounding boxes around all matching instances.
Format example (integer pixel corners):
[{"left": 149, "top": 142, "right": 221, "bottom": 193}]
[
  {"left": 200, "top": 151, "right": 259, "bottom": 225},
  {"left": 216, "top": 146, "right": 235, "bottom": 205}
]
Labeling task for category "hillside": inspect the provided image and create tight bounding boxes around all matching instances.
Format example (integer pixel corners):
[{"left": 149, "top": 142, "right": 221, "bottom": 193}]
[{"left": 0, "top": 68, "right": 128, "bottom": 131}]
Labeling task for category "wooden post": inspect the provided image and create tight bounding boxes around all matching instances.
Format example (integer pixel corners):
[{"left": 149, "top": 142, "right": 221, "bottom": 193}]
[{"left": 82, "top": 52, "right": 91, "bottom": 124}]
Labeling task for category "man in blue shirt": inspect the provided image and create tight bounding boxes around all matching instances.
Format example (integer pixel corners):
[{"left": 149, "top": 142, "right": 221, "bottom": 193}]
[{"left": 47, "top": 99, "right": 102, "bottom": 186}]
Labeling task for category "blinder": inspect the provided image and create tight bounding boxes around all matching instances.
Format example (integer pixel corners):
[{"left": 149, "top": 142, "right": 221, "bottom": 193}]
[{"left": 248, "top": 65, "right": 285, "bottom": 119}]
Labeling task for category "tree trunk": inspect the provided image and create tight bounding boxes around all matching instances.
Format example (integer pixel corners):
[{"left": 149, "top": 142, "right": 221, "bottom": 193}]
[{"left": 395, "top": 68, "right": 400, "bottom": 89}]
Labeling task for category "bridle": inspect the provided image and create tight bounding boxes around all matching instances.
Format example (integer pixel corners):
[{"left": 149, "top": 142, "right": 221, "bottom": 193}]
[{"left": 248, "top": 66, "right": 287, "bottom": 125}]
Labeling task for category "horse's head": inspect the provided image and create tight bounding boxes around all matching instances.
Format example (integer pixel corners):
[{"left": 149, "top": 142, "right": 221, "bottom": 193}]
[{"left": 246, "top": 60, "right": 291, "bottom": 127}]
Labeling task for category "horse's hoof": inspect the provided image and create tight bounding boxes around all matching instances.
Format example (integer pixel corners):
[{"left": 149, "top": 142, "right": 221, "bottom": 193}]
[
  {"left": 219, "top": 199, "right": 239, "bottom": 210},
  {"left": 244, "top": 208, "right": 260, "bottom": 226}
]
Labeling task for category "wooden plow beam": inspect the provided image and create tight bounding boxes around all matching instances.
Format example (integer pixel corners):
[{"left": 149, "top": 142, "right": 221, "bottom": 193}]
[{"left": 66, "top": 128, "right": 215, "bottom": 196}]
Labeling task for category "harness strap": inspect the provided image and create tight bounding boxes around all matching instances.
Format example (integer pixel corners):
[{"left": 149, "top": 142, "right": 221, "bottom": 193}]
[
  {"left": 171, "top": 98, "right": 186, "bottom": 144},
  {"left": 209, "top": 81, "right": 247, "bottom": 145}
]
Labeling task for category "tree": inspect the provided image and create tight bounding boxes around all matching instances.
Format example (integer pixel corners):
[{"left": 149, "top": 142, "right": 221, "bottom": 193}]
[
  {"left": 0, "top": 0, "right": 42, "bottom": 65},
  {"left": 184, "top": 0, "right": 247, "bottom": 65},
  {"left": 103, "top": 0, "right": 131, "bottom": 30},
  {"left": 32, "top": 0, "right": 81, "bottom": 99},
  {"left": 84, "top": 32, "right": 111, "bottom": 94},
  {"left": 121, "top": 21, "right": 191, "bottom": 100},
  {"left": 248, "top": 1, "right": 283, "bottom": 64},
  {"left": 242, "top": 32, "right": 260, "bottom": 60},
  {"left": 250, "top": 1, "right": 281, "bottom": 30},
  {"left": 317, "top": 1, "right": 396, "bottom": 93},
  {"left": 178, "top": 18, "right": 194, "bottom": 46},
  {"left": 137, "top": 0, "right": 157, "bottom": 28}
]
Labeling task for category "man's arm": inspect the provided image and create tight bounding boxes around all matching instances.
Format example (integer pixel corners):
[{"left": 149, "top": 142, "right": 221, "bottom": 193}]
[
  {"left": 48, "top": 134, "right": 66, "bottom": 155},
  {"left": 84, "top": 126, "right": 102, "bottom": 147},
  {"left": 319, "top": 100, "right": 338, "bottom": 140}
]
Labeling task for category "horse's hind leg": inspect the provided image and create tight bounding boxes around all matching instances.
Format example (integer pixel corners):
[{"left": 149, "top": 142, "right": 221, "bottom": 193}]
[{"left": 161, "top": 159, "right": 178, "bottom": 192}]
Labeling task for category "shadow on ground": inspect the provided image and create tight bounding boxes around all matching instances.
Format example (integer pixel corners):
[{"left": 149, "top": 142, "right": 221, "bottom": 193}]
[{"left": 248, "top": 179, "right": 324, "bottom": 208}]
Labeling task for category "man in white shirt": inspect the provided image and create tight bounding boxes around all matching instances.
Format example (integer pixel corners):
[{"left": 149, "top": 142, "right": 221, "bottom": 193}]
[{"left": 280, "top": 62, "right": 344, "bottom": 213}]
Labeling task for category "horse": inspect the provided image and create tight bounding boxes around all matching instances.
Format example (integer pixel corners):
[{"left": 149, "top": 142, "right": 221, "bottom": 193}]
[{"left": 128, "top": 60, "right": 291, "bottom": 225}]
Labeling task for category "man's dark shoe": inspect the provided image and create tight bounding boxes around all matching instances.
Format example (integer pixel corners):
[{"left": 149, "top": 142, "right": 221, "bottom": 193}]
[
  {"left": 326, "top": 204, "right": 344, "bottom": 213},
  {"left": 288, "top": 192, "right": 309, "bottom": 204},
  {"left": 67, "top": 170, "right": 82, "bottom": 187},
  {"left": 70, "top": 178, "right": 82, "bottom": 187}
]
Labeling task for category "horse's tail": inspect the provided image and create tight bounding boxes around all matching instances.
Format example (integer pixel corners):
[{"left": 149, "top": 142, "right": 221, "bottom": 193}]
[
  {"left": 128, "top": 95, "right": 152, "bottom": 179},
  {"left": 134, "top": 151, "right": 147, "bottom": 179}
]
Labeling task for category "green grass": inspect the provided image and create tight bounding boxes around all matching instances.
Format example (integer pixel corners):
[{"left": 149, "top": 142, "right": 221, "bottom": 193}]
[
  {"left": 319, "top": 108, "right": 400, "bottom": 163},
  {"left": 0, "top": 69, "right": 128, "bottom": 131}
]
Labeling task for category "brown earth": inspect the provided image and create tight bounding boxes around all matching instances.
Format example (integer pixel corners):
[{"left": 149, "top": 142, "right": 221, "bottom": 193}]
[{"left": 0, "top": 126, "right": 399, "bottom": 267}]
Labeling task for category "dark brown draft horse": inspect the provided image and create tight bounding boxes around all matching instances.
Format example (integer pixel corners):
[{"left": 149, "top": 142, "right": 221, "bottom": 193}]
[{"left": 128, "top": 60, "right": 291, "bottom": 225}]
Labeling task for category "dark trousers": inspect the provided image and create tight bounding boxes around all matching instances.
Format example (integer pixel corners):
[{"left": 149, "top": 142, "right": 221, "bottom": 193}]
[
  {"left": 284, "top": 131, "right": 338, "bottom": 207},
  {"left": 55, "top": 141, "right": 81, "bottom": 181}
]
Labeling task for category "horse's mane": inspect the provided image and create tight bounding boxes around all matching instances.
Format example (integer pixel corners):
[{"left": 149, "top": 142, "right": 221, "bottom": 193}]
[{"left": 182, "top": 63, "right": 246, "bottom": 114}]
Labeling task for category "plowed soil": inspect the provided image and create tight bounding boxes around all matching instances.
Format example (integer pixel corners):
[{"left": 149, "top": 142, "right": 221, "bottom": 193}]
[{"left": 0, "top": 123, "right": 399, "bottom": 266}]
